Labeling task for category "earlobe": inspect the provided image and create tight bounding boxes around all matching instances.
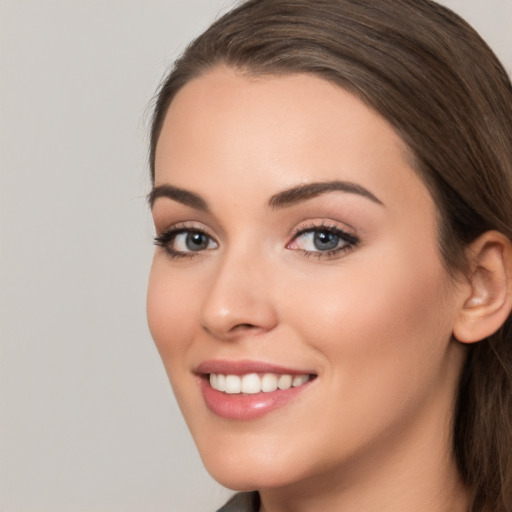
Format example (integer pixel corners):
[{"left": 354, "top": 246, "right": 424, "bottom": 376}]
[{"left": 453, "top": 231, "right": 512, "bottom": 344}]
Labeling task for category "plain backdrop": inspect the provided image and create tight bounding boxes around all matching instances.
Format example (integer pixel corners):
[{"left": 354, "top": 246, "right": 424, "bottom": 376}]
[{"left": 1, "top": 1, "right": 511, "bottom": 511}]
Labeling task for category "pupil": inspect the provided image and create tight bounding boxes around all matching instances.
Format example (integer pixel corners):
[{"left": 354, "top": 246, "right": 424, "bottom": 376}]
[
  {"left": 313, "top": 231, "right": 339, "bottom": 251},
  {"left": 186, "top": 232, "right": 208, "bottom": 251}
]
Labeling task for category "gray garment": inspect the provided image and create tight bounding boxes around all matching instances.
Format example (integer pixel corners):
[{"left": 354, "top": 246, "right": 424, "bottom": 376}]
[{"left": 216, "top": 492, "right": 260, "bottom": 512}]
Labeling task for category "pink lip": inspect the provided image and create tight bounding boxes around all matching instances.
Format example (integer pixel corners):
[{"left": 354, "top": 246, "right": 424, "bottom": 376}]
[
  {"left": 196, "top": 359, "right": 314, "bottom": 376},
  {"left": 195, "top": 359, "right": 316, "bottom": 421}
]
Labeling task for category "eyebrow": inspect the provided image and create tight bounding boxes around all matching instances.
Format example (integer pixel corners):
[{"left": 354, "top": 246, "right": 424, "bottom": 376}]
[
  {"left": 148, "top": 180, "right": 383, "bottom": 211},
  {"left": 267, "top": 180, "right": 384, "bottom": 209},
  {"left": 148, "top": 184, "right": 209, "bottom": 211}
]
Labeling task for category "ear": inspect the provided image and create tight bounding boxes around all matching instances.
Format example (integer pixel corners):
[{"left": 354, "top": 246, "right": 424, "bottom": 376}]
[{"left": 453, "top": 231, "right": 512, "bottom": 344}]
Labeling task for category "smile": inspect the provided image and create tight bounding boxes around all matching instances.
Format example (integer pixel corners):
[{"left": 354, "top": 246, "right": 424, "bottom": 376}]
[
  {"left": 196, "top": 361, "right": 317, "bottom": 420},
  {"left": 209, "top": 373, "right": 311, "bottom": 394}
]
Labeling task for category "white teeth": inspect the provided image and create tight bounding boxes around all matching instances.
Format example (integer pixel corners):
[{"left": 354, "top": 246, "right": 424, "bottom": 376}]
[
  {"left": 225, "top": 375, "right": 241, "bottom": 394},
  {"left": 209, "top": 373, "right": 226, "bottom": 392},
  {"left": 277, "top": 374, "right": 292, "bottom": 390},
  {"left": 261, "top": 373, "right": 278, "bottom": 392},
  {"left": 209, "top": 372, "right": 311, "bottom": 394},
  {"left": 241, "top": 373, "right": 261, "bottom": 394},
  {"left": 292, "top": 375, "right": 309, "bottom": 387},
  {"left": 216, "top": 374, "right": 226, "bottom": 392}
]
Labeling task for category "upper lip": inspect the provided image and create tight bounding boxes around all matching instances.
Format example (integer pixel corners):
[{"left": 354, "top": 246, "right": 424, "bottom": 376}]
[{"left": 195, "top": 359, "right": 316, "bottom": 376}]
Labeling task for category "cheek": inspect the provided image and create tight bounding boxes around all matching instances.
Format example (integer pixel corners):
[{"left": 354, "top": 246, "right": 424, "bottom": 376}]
[
  {"left": 265, "top": 246, "right": 460, "bottom": 474},
  {"left": 146, "top": 258, "right": 197, "bottom": 362},
  {"left": 282, "top": 241, "right": 456, "bottom": 402}
]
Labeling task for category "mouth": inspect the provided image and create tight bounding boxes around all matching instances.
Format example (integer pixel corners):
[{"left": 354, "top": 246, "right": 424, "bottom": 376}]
[
  {"left": 196, "top": 360, "right": 317, "bottom": 420},
  {"left": 209, "top": 372, "right": 312, "bottom": 394}
]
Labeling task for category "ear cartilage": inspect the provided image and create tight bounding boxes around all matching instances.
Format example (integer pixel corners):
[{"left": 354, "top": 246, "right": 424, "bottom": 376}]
[{"left": 468, "top": 296, "right": 484, "bottom": 307}]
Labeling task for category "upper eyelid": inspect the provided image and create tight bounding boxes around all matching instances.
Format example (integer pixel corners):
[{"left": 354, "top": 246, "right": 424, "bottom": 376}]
[
  {"left": 156, "top": 221, "right": 214, "bottom": 236},
  {"left": 290, "top": 220, "right": 358, "bottom": 238},
  {"left": 152, "top": 212, "right": 225, "bottom": 240}
]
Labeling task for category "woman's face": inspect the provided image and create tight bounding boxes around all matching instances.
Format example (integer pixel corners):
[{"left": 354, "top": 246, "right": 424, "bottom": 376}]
[{"left": 147, "top": 67, "right": 467, "bottom": 492}]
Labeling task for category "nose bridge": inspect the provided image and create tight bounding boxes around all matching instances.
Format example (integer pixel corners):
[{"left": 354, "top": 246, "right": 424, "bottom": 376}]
[{"left": 200, "top": 239, "right": 278, "bottom": 339}]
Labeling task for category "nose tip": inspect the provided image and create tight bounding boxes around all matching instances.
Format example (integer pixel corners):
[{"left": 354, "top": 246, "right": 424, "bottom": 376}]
[{"left": 200, "top": 264, "right": 278, "bottom": 340}]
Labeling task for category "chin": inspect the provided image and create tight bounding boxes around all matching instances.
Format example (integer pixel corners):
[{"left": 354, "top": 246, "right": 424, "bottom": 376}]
[
  {"left": 196, "top": 433, "right": 304, "bottom": 491},
  {"left": 206, "top": 462, "right": 293, "bottom": 492}
]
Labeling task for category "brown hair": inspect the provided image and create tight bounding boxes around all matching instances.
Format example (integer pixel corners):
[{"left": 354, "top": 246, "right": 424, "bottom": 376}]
[{"left": 149, "top": 1, "right": 512, "bottom": 510}]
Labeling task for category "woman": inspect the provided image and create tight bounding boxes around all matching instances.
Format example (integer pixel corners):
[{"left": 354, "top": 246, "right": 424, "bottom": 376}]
[{"left": 146, "top": 1, "right": 512, "bottom": 510}]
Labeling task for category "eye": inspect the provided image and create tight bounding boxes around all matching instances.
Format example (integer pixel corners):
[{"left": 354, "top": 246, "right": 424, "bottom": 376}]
[
  {"left": 174, "top": 231, "right": 214, "bottom": 252},
  {"left": 287, "top": 224, "right": 358, "bottom": 258},
  {"left": 154, "top": 228, "right": 218, "bottom": 258}
]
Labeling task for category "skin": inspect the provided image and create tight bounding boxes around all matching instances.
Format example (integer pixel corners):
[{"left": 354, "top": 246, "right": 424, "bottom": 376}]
[{"left": 147, "top": 67, "right": 471, "bottom": 511}]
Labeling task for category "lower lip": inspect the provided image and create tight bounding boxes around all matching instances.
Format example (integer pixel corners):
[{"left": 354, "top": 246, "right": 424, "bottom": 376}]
[{"left": 200, "top": 377, "right": 313, "bottom": 420}]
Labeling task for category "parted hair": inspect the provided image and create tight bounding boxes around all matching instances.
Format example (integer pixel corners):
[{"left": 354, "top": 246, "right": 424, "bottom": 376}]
[{"left": 149, "top": 1, "right": 512, "bottom": 510}]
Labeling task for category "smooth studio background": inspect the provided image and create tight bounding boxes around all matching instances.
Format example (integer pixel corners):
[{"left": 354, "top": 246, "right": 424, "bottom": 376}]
[{"left": 1, "top": 1, "right": 511, "bottom": 511}]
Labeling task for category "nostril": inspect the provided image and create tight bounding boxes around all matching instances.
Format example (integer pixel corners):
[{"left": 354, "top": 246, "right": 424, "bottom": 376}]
[
  {"left": 201, "top": 322, "right": 257, "bottom": 336},
  {"left": 229, "top": 323, "right": 260, "bottom": 334}
]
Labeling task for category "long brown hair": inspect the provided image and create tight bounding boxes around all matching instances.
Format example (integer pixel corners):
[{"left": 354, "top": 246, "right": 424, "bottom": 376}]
[{"left": 149, "top": 1, "right": 512, "bottom": 509}]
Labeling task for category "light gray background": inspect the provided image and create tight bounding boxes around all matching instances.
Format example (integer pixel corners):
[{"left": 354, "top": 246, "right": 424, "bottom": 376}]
[{"left": 1, "top": 1, "right": 511, "bottom": 511}]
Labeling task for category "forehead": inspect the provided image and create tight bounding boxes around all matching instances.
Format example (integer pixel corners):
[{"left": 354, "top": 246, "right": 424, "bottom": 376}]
[{"left": 154, "top": 66, "right": 429, "bottom": 212}]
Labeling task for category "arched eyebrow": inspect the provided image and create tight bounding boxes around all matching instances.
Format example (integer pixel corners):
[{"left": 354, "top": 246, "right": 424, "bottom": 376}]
[
  {"left": 148, "top": 180, "right": 383, "bottom": 211},
  {"left": 267, "top": 181, "right": 384, "bottom": 209},
  {"left": 148, "top": 184, "right": 209, "bottom": 211}
]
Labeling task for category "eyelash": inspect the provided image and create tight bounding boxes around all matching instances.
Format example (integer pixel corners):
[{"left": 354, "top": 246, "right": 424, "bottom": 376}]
[
  {"left": 287, "top": 222, "right": 359, "bottom": 259},
  {"left": 153, "top": 222, "right": 359, "bottom": 260},
  {"left": 154, "top": 224, "right": 218, "bottom": 260}
]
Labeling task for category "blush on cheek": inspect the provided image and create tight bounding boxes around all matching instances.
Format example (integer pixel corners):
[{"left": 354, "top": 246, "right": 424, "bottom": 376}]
[{"left": 147, "top": 273, "right": 186, "bottom": 358}]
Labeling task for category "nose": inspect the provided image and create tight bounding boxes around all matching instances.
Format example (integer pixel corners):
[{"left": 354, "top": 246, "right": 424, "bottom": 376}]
[{"left": 200, "top": 250, "right": 279, "bottom": 340}]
